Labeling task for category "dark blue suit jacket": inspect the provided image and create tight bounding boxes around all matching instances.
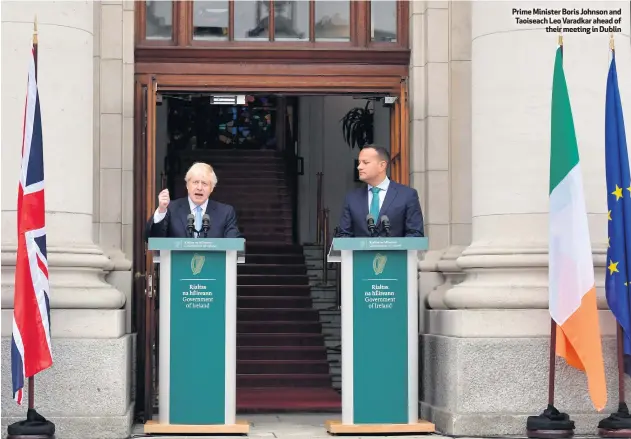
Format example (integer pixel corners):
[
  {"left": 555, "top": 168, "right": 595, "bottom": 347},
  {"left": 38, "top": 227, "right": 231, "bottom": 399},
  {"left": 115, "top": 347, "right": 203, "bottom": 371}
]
[
  {"left": 145, "top": 197, "right": 243, "bottom": 239},
  {"left": 337, "top": 181, "right": 424, "bottom": 238}
]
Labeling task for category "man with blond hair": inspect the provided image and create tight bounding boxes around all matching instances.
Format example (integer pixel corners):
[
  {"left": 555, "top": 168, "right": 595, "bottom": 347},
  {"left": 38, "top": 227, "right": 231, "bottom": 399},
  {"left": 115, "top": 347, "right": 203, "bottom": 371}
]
[{"left": 146, "top": 162, "right": 242, "bottom": 239}]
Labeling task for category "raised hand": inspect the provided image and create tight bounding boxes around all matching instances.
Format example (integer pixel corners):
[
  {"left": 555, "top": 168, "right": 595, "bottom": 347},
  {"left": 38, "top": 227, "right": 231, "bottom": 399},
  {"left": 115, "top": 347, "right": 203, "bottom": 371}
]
[{"left": 157, "top": 188, "right": 170, "bottom": 213}]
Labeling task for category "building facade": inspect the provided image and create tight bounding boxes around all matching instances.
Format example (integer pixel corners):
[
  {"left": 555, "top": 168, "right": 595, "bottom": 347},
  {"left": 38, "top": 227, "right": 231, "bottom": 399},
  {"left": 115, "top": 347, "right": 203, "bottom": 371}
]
[{"left": 1, "top": 1, "right": 630, "bottom": 438}]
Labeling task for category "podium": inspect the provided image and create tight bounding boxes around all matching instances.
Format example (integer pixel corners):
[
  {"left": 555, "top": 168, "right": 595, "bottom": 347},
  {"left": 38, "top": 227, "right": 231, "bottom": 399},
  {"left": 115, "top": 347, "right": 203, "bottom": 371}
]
[
  {"left": 325, "top": 237, "right": 435, "bottom": 435},
  {"left": 143, "top": 238, "right": 249, "bottom": 435}
]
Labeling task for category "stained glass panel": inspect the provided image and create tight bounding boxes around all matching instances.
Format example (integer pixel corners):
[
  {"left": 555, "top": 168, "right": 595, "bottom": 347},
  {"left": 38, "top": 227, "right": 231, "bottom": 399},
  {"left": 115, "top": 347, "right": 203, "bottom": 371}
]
[{"left": 168, "top": 95, "right": 277, "bottom": 151}]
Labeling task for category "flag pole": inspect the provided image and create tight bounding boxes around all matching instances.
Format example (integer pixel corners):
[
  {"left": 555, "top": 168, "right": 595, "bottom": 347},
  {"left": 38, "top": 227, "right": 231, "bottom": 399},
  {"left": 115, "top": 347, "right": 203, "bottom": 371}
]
[
  {"left": 611, "top": 33, "right": 627, "bottom": 414},
  {"left": 28, "top": 15, "right": 38, "bottom": 413},
  {"left": 547, "top": 319, "right": 557, "bottom": 407},
  {"left": 526, "top": 33, "right": 575, "bottom": 439},
  {"left": 7, "top": 17, "right": 55, "bottom": 439},
  {"left": 33, "top": 16, "right": 38, "bottom": 79},
  {"left": 547, "top": 34, "right": 561, "bottom": 409},
  {"left": 609, "top": 32, "right": 614, "bottom": 51},
  {"left": 616, "top": 324, "right": 626, "bottom": 405}
]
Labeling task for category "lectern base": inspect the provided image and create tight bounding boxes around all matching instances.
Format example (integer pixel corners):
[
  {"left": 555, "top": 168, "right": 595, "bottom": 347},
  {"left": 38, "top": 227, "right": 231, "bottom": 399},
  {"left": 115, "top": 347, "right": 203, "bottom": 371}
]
[
  {"left": 7, "top": 436, "right": 54, "bottom": 439},
  {"left": 598, "top": 429, "right": 631, "bottom": 438},
  {"left": 325, "top": 419, "right": 435, "bottom": 435},
  {"left": 143, "top": 420, "right": 249, "bottom": 434}
]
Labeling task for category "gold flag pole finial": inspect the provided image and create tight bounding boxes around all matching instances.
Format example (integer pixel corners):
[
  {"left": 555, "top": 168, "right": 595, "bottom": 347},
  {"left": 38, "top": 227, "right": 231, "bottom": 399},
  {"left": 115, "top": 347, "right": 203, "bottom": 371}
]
[
  {"left": 558, "top": 34, "right": 563, "bottom": 46},
  {"left": 33, "top": 15, "right": 38, "bottom": 44},
  {"left": 610, "top": 33, "right": 615, "bottom": 51}
]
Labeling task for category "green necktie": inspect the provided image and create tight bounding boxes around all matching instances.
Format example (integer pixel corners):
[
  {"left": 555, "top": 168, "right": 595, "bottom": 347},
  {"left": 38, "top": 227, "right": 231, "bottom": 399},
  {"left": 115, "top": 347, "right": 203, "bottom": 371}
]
[{"left": 370, "top": 187, "right": 381, "bottom": 220}]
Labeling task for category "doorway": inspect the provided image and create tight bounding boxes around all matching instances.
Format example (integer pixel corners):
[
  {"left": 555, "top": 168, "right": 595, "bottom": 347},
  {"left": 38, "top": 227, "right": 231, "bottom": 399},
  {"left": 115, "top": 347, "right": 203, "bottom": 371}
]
[
  {"left": 154, "top": 93, "right": 301, "bottom": 241},
  {"left": 132, "top": 76, "right": 409, "bottom": 422}
]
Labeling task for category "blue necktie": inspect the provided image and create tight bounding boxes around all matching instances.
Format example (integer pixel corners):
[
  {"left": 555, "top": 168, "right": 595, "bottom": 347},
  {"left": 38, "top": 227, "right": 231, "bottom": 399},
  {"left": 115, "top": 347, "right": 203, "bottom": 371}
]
[
  {"left": 195, "top": 205, "right": 202, "bottom": 235},
  {"left": 370, "top": 187, "right": 381, "bottom": 220}
]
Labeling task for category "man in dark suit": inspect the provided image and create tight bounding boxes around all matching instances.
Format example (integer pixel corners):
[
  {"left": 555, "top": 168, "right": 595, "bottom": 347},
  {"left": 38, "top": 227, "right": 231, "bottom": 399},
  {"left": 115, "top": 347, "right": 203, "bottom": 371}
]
[
  {"left": 337, "top": 145, "right": 424, "bottom": 238},
  {"left": 146, "top": 162, "right": 243, "bottom": 239}
]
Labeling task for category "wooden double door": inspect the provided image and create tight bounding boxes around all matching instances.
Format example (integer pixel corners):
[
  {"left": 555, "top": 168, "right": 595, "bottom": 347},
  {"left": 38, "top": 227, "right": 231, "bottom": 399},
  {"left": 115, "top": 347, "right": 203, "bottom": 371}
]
[{"left": 131, "top": 70, "right": 410, "bottom": 421}]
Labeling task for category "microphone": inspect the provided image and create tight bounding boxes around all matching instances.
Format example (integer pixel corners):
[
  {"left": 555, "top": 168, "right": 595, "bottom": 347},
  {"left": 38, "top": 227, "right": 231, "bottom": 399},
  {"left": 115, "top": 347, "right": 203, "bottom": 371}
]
[
  {"left": 201, "top": 214, "right": 211, "bottom": 238},
  {"left": 366, "top": 214, "right": 377, "bottom": 237},
  {"left": 186, "top": 213, "right": 195, "bottom": 238},
  {"left": 380, "top": 215, "right": 391, "bottom": 237}
]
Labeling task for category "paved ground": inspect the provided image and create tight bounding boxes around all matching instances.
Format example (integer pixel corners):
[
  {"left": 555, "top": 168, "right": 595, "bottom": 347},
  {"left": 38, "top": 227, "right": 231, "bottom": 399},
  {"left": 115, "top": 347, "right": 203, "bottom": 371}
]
[
  {"left": 129, "top": 413, "right": 600, "bottom": 439},
  {"left": 131, "top": 413, "right": 442, "bottom": 438}
]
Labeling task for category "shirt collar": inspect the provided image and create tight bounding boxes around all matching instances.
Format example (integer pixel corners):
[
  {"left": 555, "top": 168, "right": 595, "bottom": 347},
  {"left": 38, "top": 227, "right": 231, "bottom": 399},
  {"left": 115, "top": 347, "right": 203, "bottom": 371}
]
[
  {"left": 367, "top": 176, "right": 390, "bottom": 192},
  {"left": 188, "top": 197, "right": 209, "bottom": 212}
]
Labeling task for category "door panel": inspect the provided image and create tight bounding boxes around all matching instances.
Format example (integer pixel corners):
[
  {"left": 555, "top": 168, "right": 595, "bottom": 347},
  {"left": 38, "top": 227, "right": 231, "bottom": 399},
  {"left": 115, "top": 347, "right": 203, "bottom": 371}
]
[
  {"left": 133, "top": 77, "right": 158, "bottom": 422},
  {"left": 390, "top": 79, "right": 409, "bottom": 185},
  {"left": 399, "top": 79, "right": 410, "bottom": 185},
  {"left": 144, "top": 77, "right": 158, "bottom": 421}
]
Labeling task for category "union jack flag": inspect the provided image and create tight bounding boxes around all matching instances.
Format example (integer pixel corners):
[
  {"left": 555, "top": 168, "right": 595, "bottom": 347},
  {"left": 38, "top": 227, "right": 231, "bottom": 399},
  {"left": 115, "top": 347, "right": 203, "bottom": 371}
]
[{"left": 12, "top": 41, "right": 53, "bottom": 405}]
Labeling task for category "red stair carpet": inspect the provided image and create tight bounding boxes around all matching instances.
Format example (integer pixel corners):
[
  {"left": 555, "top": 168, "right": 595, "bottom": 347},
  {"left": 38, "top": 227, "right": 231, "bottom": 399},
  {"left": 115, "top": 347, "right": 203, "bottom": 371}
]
[{"left": 206, "top": 150, "right": 341, "bottom": 412}]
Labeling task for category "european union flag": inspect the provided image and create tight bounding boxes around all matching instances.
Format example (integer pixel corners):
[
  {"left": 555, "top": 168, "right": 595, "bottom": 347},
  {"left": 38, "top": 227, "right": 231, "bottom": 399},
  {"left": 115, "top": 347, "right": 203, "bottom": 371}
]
[{"left": 604, "top": 49, "right": 631, "bottom": 375}]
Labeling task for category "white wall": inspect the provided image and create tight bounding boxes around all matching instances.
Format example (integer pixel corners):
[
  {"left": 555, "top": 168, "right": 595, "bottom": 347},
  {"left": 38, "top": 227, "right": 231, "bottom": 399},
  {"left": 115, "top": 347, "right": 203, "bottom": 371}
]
[{"left": 296, "top": 96, "right": 390, "bottom": 244}]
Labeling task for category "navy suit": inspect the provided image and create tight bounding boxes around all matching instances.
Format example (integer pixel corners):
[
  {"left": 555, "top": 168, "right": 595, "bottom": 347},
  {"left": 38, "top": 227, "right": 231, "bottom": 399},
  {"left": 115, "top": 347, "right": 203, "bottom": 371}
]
[
  {"left": 337, "top": 181, "right": 424, "bottom": 238},
  {"left": 145, "top": 197, "right": 243, "bottom": 239}
]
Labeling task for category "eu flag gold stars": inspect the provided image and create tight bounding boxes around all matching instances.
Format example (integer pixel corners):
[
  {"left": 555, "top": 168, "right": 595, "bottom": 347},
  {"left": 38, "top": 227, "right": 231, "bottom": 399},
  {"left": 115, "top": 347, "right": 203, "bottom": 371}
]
[
  {"left": 608, "top": 259, "right": 619, "bottom": 275},
  {"left": 603, "top": 44, "right": 631, "bottom": 377}
]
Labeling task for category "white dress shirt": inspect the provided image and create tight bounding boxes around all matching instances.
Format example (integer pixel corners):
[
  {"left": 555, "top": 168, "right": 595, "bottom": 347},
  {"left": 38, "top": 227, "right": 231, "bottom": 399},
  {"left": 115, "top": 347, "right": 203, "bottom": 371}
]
[
  {"left": 153, "top": 197, "right": 208, "bottom": 223},
  {"left": 367, "top": 176, "right": 390, "bottom": 213}
]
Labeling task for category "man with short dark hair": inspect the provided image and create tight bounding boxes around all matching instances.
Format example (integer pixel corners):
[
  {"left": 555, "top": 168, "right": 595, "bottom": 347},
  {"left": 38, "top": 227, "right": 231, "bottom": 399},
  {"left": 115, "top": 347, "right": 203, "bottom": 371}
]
[{"left": 337, "top": 145, "right": 424, "bottom": 238}]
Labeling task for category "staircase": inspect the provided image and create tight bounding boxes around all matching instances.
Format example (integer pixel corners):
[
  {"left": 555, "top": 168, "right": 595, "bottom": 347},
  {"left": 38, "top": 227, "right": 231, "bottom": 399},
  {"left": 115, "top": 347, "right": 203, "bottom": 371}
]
[{"left": 199, "top": 150, "right": 341, "bottom": 411}]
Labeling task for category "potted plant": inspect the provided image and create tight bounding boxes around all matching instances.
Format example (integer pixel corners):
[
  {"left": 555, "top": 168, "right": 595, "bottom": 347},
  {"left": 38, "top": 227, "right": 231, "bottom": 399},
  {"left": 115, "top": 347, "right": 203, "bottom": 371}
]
[
  {"left": 341, "top": 100, "right": 375, "bottom": 181},
  {"left": 340, "top": 100, "right": 374, "bottom": 149}
]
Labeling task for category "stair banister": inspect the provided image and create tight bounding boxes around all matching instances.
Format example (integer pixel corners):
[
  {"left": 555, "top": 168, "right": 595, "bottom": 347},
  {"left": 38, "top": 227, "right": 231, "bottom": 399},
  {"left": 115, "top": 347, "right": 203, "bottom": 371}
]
[
  {"left": 315, "top": 172, "right": 323, "bottom": 244},
  {"left": 322, "top": 207, "right": 330, "bottom": 284}
]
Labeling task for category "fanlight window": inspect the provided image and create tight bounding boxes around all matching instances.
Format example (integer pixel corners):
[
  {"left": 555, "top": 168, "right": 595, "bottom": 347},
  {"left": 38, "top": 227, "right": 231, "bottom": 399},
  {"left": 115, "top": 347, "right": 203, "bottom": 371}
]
[{"left": 138, "top": 0, "right": 406, "bottom": 48}]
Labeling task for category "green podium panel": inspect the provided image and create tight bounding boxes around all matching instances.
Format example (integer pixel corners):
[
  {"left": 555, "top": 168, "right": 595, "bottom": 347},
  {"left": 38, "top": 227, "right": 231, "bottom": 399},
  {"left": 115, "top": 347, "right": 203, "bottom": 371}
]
[
  {"left": 353, "top": 249, "right": 408, "bottom": 423},
  {"left": 170, "top": 250, "right": 226, "bottom": 424},
  {"left": 145, "top": 238, "right": 248, "bottom": 434},
  {"left": 326, "top": 237, "right": 435, "bottom": 434}
]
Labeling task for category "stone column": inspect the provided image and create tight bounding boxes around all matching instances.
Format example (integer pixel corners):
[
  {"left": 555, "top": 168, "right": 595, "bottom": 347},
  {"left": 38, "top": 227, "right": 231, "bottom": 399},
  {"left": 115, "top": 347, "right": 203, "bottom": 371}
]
[
  {"left": 421, "top": 1, "right": 631, "bottom": 436},
  {"left": 1, "top": 2, "right": 132, "bottom": 437},
  {"left": 94, "top": 0, "right": 135, "bottom": 335},
  {"left": 408, "top": 0, "right": 455, "bottom": 328},
  {"left": 423, "top": 0, "right": 473, "bottom": 311}
]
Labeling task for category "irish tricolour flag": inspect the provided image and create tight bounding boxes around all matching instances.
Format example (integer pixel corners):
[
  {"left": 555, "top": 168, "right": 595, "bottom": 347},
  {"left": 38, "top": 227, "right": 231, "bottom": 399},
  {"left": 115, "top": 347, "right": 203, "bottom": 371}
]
[{"left": 548, "top": 44, "right": 607, "bottom": 411}]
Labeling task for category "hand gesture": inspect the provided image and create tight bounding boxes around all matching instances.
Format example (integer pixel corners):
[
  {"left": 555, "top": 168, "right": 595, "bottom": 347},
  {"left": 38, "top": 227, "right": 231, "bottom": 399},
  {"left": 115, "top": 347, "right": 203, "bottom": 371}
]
[{"left": 158, "top": 189, "right": 170, "bottom": 213}]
